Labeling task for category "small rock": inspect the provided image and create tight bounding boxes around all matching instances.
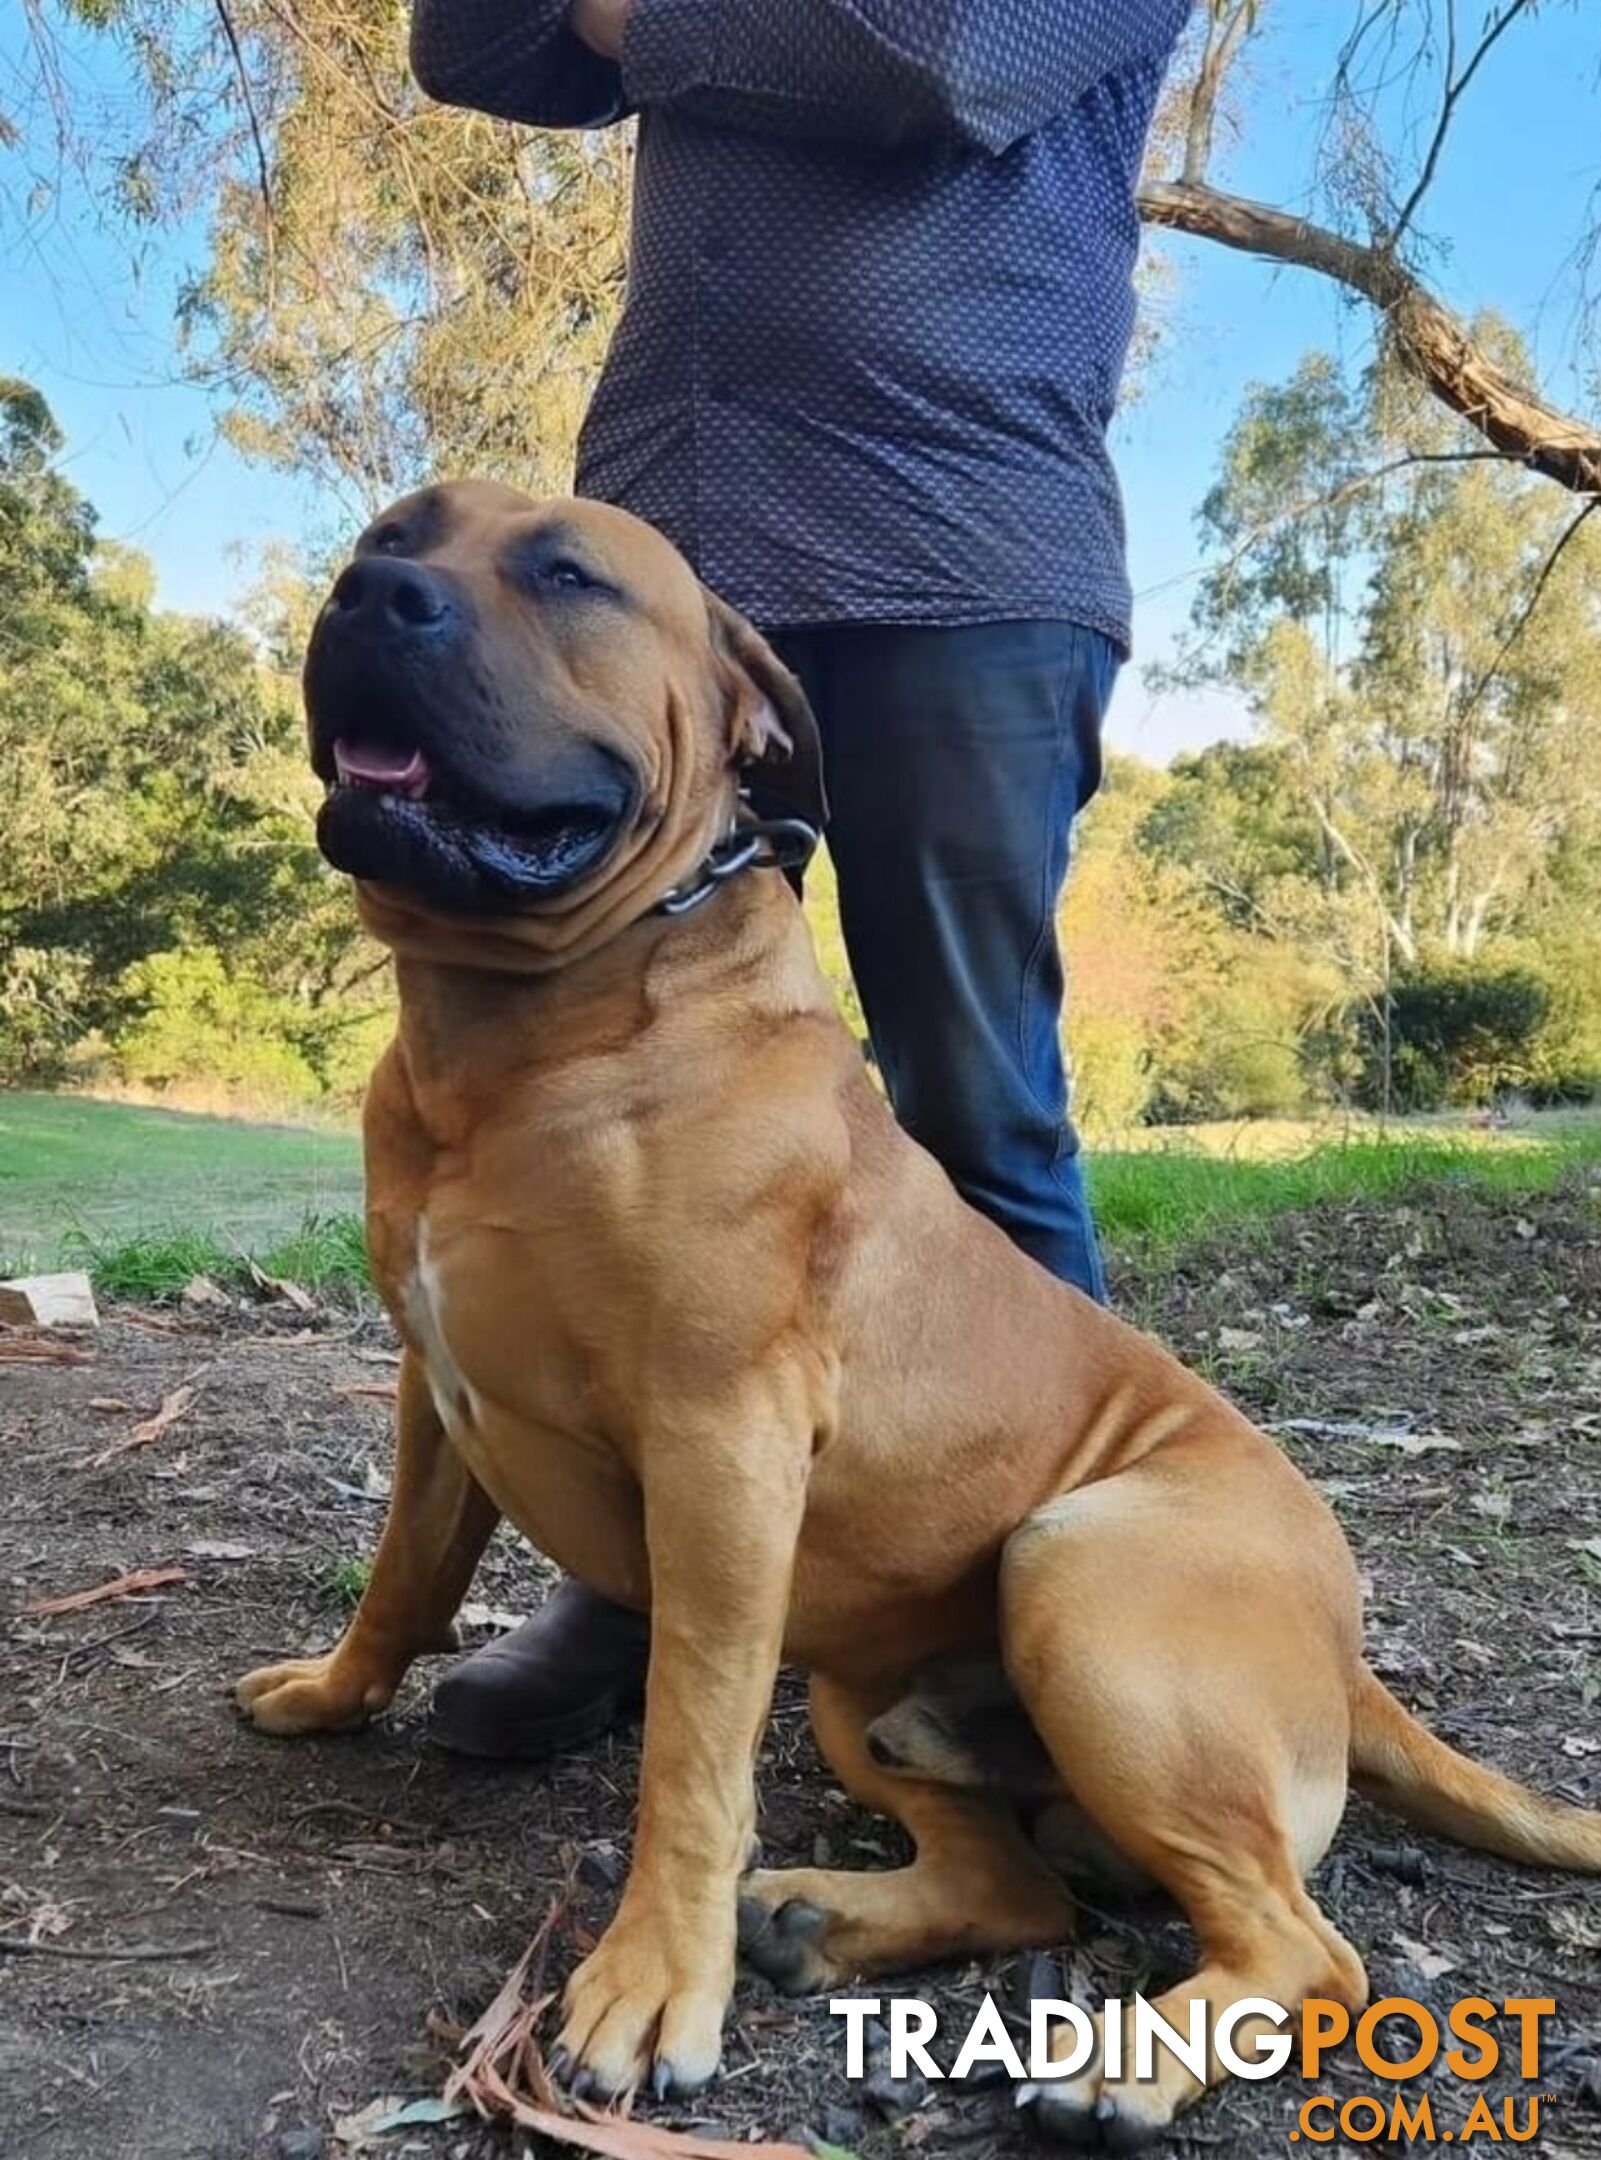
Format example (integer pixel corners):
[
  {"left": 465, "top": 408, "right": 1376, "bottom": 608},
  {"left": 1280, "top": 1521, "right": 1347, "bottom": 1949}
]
[
  {"left": 577, "top": 1840, "right": 624, "bottom": 1890},
  {"left": 822, "top": 2104, "right": 865, "bottom": 2144},
  {"left": 276, "top": 2131, "right": 323, "bottom": 2160},
  {"left": 863, "top": 2067, "right": 926, "bottom": 2120}
]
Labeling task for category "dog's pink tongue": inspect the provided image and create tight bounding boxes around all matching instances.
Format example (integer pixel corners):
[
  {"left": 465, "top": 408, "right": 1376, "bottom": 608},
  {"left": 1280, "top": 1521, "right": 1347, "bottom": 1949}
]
[{"left": 334, "top": 737, "right": 430, "bottom": 788}]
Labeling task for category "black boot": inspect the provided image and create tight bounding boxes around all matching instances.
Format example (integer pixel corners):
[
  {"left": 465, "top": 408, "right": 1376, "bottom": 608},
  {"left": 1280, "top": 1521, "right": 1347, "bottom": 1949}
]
[{"left": 430, "top": 1578, "right": 649, "bottom": 1761}]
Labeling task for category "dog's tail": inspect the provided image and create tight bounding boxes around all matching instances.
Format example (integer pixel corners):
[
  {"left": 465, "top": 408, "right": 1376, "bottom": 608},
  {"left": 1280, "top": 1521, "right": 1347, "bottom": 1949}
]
[{"left": 1350, "top": 1664, "right": 1601, "bottom": 1872}]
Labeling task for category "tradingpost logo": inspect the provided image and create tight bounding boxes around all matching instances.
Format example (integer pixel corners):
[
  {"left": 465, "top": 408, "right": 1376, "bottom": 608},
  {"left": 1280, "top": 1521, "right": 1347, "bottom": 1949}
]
[{"left": 831, "top": 1992, "right": 1559, "bottom": 2145}]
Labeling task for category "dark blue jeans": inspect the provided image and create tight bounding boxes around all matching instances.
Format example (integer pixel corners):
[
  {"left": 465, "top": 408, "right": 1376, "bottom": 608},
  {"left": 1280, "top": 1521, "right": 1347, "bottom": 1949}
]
[{"left": 769, "top": 621, "right": 1116, "bottom": 1303}]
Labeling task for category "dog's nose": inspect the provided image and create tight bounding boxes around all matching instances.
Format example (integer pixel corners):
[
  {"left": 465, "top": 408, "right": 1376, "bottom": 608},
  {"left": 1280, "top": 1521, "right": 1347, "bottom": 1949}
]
[{"left": 329, "top": 556, "right": 455, "bottom": 633}]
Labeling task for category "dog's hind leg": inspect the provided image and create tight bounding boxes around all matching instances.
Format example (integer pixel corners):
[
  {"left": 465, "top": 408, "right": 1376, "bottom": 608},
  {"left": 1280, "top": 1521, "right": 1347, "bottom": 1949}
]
[
  {"left": 739, "top": 1671, "right": 1075, "bottom": 1992},
  {"left": 237, "top": 1351, "right": 498, "bottom": 1733},
  {"left": 999, "top": 1453, "right": 1368, "bottom": 2150}
]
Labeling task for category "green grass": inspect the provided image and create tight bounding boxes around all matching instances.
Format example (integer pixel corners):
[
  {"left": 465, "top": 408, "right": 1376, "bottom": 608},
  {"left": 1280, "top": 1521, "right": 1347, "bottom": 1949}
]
[
  {"left": 325, "top": 1556, "right": 374, "bottom": 1610},
  {"left": 61, "top": 1214, "right": 371, "bottom": 1301},
  {"left": 1088, "top": 1126, "right": 1601, "bottom": 1257},
  {"left": 0, "top": 1090, "right": 362, "bottom": 1273},
  {"left": 4, "top": 1088, "right": 1598, "bottom": 1300}
]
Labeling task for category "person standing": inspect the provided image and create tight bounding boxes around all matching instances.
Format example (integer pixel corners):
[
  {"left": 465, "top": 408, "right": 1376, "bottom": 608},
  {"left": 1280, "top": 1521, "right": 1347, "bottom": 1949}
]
[{"left": 408, "top": 0, "right": 1191, "bottom": 1757}]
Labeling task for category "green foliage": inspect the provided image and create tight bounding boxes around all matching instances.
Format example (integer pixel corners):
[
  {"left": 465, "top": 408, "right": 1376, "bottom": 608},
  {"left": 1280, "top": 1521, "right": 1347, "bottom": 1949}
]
[
  {"left": 1166, "top": 333, "right": 1601, "bottom": 1014},
  {"left": 326, "top": 1557, "right": 374, "bottom": 1612},
  {"left": 1524, "top": 928, "right": 1601, "bottom": 1104},
  {"left": 39, "top": 0, "right": 629, "bottom": 511},
  {"left": 0, "top": 376, "right": 386, "bottom": 1106},
  {"left": 115, "top": 948, "right": 324, "bottom": 1108},
  {"left": 1357, "top": 963, "right": 1552, "bottom": 1112}
]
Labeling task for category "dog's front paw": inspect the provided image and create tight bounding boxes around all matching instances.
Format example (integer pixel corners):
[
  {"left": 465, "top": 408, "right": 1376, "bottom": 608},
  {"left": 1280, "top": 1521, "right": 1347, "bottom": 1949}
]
[
  {"left": 235, "top": 1650, "right": 394, "bottom": 1735},
  {"left": 554, "top": 1907, "right": 731, "bottom": 2100}
]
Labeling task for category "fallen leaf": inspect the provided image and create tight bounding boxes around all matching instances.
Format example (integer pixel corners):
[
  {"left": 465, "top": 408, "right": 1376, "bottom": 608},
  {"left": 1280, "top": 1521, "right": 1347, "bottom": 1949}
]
[
  {"left": 88, "top": 1397, "right": 134, "bottom": 1413},
  {"left": 1217, "top": 1327, "right": 1262, "bottom": 1352},
  {"left": 181, "top": 1275, "right": 230, "bottom": 1308},
  {"left": 1548, "top": 1908, "right": 1601, "bottom": 1951},
  {"left": 91, "top": 1377, "right": 205, "bottom": 1468},
  {"left": 184, "top": 1539, "right": 257, "bottom": 1562},
  {"left": 461, "top": 1603, "right": 527, "bottom": 1634},
  {"left": 1392, "top": 1933, "right": 1457, "bottom": 1980},
  {"left": 1469, "top": 1491, "right": 1512, "bottom": 1522},
  {"left": 1560, "top": 1734, "right": 1600, "bottom": 1758},
  {"left": 1571, "top": 1537, "right": 1601, "bottom": 1564},
  {"left": 21, "top": 1565, "right": 188, "bottom": 1617},
  {"left": 1368, "top": 1431, "right": 1461, "bottom": 1456},
  {"left": 333, "top": 2094, "right": 471, "bottom": 2145},
  {"left": 247, "top": 1259, "right": 316, "bottom": 1312}
]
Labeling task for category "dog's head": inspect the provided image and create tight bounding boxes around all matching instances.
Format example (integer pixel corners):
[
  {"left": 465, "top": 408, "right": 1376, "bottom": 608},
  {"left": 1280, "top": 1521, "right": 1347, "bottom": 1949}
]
[{"left": 303, "top": 480, "right": 824, "bottom": 960}]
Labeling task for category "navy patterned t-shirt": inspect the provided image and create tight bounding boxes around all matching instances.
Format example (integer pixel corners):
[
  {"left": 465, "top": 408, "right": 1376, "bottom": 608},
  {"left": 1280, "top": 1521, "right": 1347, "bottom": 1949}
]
[{"left": 411, "top": 2, "right": 1191, "bottom": 652}]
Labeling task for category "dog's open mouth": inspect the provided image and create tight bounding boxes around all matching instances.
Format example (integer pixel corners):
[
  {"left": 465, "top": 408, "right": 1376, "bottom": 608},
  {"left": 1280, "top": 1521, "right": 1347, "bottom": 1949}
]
[
  {"left": 318, "top": 730, "right": 628, "bottom": 911},
  {"left": 334, "top": 735, "right": 434, "bottom": 798}
]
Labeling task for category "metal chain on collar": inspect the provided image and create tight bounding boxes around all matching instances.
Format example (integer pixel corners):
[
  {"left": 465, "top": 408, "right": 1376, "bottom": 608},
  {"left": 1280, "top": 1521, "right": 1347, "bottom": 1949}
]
[{"left": 655, "top": 810, "right": 822, "bottom": 918}]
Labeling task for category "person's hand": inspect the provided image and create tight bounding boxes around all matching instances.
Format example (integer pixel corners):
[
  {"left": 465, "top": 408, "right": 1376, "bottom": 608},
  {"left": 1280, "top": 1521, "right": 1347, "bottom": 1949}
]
[{"left": 569, "top": 0, "right": 633, "bottom": 61}]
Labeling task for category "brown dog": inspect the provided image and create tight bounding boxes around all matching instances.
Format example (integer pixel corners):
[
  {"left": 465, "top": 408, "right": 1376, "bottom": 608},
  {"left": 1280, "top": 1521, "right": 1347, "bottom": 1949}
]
[{"left": 237, "top": 480, "right": 1600, "bottom": 2147}]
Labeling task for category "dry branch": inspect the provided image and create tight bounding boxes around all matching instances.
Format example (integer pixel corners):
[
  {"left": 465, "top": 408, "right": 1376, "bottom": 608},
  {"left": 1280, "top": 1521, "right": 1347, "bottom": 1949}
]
[
  {"left": 1139, "top": 179, "right": 1601, "bottom": 496},
  {"left": 20, "top": 1565, "right": 188, "bottom": 1617}
]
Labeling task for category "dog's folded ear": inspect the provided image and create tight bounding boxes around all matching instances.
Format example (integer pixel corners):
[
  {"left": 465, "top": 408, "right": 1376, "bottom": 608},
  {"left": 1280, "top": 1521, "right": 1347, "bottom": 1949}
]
[{"left": 704, "top": 589, "right": 828, "bottom": 830}]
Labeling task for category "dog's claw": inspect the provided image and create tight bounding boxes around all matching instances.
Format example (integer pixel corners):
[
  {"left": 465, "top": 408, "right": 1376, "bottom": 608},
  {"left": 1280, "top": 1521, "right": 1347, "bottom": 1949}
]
[{"left": 652, "top": 2061, "right": 673, "bottom": 2103}]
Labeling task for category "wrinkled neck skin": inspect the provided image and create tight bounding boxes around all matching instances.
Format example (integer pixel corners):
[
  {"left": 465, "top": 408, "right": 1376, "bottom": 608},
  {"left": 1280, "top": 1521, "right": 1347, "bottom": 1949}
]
[{"left": 369, "top": 798, "right": 831, "bottom": 1128}]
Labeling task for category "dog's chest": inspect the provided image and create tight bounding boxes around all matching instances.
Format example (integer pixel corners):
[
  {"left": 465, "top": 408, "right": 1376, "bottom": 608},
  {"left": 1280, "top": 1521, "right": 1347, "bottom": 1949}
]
[{"left": 403, "top": 1217, "right": 480, "bottom": 1435}]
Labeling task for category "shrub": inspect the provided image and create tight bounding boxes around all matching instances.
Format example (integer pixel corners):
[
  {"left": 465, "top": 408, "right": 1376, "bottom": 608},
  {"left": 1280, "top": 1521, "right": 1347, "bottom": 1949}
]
[
  {"left": 1354, "top": 961, "right": 1552, "bottom": 1111},
  {"left": 1069, "top": 1009, "right": 1154, "bottom": 1137},
  {"left": 114, "top": 945, "right": 321, "bottom": 1110},
  {"left": 0, "top": 943, "right": 93, "bottom": 1082},
  {"left": 1525, "top": 929, "right": 1601, "bottom": 1104}
]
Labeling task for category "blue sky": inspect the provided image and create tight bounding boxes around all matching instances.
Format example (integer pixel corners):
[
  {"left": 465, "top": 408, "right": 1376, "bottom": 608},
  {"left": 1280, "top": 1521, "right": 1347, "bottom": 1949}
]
[{"left": 2, "top": 3, "right": 1598, "bottom": 762}]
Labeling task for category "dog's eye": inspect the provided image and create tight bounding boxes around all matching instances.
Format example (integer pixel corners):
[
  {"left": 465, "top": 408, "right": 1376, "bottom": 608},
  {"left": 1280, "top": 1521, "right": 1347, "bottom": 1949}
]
[
  {"left": 544, "top": 558, "right": 592, "bottom": 591},
  {"left": 368, "top": 524, "right": 406, "bottom": 554}
]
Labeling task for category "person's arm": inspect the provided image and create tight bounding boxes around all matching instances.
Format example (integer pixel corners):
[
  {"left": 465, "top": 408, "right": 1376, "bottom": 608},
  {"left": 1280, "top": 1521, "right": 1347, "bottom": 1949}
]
[
  {"left": 410, "top": 0, "right": 630, "bottom": 129},
  {"left": 614, "top": 0, "right": 1193, "bottom": 158}
]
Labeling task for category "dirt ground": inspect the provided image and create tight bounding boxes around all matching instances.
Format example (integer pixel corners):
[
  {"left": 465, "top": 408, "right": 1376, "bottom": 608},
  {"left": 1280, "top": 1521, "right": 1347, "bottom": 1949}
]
[{"left": 3, "top": 1175, "right": 1599, "bottom": 2160}]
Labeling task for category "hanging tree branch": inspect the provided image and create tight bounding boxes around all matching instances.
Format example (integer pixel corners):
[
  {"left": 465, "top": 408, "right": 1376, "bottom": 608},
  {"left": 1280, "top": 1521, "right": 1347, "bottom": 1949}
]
[
  {"left": 1140, "top": 0, "right": 1601, "bottom": 500},
  {"left": 1383, "top": 0, "right": 1537, "bottom": 253}
]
